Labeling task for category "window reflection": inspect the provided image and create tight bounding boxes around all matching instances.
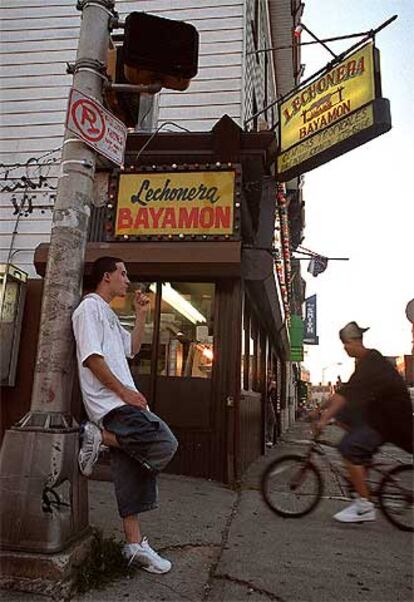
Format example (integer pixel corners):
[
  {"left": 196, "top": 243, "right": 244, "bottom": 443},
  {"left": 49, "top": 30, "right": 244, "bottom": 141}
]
[
  {"left": 158, "top": 282, "right": 215, "bottom": 379},
  {"left": 111, "top": 282, "right": 215, "bottom": 380}
]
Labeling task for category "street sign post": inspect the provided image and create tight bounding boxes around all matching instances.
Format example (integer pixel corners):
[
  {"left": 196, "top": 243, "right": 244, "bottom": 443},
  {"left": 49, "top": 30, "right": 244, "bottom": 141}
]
[{"left": 66, "top": 88, "right": 127, "bottom": 166}]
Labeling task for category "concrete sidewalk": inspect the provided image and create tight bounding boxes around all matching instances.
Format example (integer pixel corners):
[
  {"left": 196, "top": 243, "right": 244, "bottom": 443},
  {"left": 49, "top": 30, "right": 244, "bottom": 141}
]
[{"left": 3, "top": 421, "right": 413, "bottom": 601}]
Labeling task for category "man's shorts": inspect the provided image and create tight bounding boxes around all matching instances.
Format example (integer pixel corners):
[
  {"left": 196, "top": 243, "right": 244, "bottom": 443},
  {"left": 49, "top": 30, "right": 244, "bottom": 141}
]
[
  {"left": 103, "top": 405, "right": 178, "bottom": 517},
  {"left": 337, "top": 424, "right": 384, "bottom": 465}
]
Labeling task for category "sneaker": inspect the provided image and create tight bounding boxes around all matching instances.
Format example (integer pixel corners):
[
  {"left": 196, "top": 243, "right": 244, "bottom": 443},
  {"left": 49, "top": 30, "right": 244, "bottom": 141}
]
[
  {"left": 78, "top": 422, "right": 102, "bottom": 477},
  {"left": 123, "top": 538, "right": 172, "bottom": 574},
  {"left": 333, "top": 498, "right": 376, "bottom": 523}
]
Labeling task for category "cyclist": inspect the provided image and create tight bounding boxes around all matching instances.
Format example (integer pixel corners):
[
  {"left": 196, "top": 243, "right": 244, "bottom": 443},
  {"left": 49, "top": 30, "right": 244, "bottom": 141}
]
[{"left": 316, "top": 321, "right": 413, "bottom": 524}]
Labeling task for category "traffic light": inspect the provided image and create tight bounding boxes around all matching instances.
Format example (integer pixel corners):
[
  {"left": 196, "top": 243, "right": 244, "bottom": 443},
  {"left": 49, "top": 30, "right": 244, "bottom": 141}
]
[
  {"left": 123, "top": 12, "right": 199, "bottom": 91},
  {"left": 105, "top": 38, "right": 140, "bottom": 127}
]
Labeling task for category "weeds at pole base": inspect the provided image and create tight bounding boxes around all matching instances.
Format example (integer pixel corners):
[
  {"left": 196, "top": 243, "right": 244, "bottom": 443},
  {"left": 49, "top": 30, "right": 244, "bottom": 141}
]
[{"left": 76, "top": 529, "right": 134, "bottom": 594}]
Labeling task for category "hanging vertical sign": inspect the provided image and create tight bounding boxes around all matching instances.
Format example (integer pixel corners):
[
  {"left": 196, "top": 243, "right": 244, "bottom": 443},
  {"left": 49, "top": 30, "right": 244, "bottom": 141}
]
[{"left": 304, "top": 294, "right": 319, "bottom": 345}]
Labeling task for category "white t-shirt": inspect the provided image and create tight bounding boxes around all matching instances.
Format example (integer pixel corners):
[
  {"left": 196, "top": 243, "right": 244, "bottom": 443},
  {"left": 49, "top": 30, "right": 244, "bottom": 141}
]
[{"left": 72, "top": 293, "right": 137, "bottom": 424}]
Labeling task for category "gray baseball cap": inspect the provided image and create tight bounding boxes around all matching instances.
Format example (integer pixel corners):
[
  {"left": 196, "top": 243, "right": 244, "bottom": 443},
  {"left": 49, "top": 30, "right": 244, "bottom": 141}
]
[{"left": 339, "top": 321, "right": 369, "bottom": 342}]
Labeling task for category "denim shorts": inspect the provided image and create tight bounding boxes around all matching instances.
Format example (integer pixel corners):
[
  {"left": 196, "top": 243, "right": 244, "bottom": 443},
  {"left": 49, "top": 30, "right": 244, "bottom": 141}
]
[
  {"left": 103, "top": 405, "right": 178, "bottom": 518},
  {"left": 338, "top": 424, "right": 384, "bottom": 465}
]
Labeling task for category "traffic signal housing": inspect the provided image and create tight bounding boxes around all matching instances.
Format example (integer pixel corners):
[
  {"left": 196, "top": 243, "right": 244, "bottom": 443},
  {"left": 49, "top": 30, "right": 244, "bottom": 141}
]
[
  {"left": 123, "top": 12, "right": 199, "bottom": 91},
  {"left": 105, "top": 38, "right": 140, "bottom": 127}
]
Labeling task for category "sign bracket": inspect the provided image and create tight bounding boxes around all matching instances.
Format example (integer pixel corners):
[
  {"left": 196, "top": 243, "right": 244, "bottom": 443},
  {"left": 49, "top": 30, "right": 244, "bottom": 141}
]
[{"left": 244, "top": 14, "right": 398, "bottom": 129}]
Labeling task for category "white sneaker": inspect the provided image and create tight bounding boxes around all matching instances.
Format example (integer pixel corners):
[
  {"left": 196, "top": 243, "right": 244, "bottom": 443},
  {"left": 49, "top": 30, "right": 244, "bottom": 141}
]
[
  {"left": 334, "top": 498, "right": 376, "bottom": 523},
  {"left": 78, "top": 422, "right": 102, "bottom": 477},
  {"left": 123, "top": 538, "right": 172, "bottom": 574}
]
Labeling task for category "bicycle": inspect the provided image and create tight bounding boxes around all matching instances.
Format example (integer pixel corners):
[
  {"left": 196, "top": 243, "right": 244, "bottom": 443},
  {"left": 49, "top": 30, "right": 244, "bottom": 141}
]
[{"left": 261, "top": 430, "right": 413, "bottom": 531}]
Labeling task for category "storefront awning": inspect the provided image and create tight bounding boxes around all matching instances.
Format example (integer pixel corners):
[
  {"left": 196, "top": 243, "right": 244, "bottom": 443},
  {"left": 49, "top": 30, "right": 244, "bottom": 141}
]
[{"left": 34, "top": 241, "right": 242, "bottom": 280}]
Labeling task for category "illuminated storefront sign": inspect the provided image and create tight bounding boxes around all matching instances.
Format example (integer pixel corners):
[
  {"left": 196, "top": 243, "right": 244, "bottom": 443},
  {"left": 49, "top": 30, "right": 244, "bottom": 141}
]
[
  {"left": 115, "top": 170, "right": 236, "bottom": 236},
  {"left": 277, "top": 42, "right": 392, "bottom": 182}
]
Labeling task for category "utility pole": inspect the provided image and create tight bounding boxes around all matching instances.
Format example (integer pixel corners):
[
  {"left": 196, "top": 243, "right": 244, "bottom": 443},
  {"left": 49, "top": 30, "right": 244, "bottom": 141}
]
[{"left": 0, "top": 0, "right": 117, "bottom": 594}]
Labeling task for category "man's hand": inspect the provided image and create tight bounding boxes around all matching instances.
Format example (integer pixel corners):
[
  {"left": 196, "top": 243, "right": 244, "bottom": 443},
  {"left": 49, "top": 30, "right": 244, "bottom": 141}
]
[
  {"left": 313, "top": 418, "right": 325, "bottom": 437},
  {"left": 120, "top": 387, "right": 148, "bottom": 410},
  {"left": 131, "top": 290, "right": 150, "bottom": 356},
  {"left": 133, "top": 290, "right": 150, "bottom": 319}
]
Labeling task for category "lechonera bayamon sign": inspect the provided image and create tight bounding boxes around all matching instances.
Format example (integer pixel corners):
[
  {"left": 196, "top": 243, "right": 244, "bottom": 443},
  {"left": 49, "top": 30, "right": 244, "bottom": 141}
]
[
  {"left": 106, "top": 164, "right": 243, "bottom": 240},
  {"left": 277, "top": 42, "right": 392, "bottom": 182}
]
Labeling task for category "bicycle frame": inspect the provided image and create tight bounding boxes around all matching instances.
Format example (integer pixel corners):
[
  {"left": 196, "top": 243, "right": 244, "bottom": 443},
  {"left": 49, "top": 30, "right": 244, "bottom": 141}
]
[{"left": 300, "top": 436, "right": 399, "bottom": 502}]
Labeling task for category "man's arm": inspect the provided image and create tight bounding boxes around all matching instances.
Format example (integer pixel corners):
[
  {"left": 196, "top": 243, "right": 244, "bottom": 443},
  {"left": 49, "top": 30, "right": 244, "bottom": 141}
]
[
  {"left": 84, "top": 354, "right": 148, "bottom": 409},
  {"left": 130, "top": 290, "right": 150, "bottom": 356},
  {"left": 316, "top": 392, "right": 347, "bottom": 431}
]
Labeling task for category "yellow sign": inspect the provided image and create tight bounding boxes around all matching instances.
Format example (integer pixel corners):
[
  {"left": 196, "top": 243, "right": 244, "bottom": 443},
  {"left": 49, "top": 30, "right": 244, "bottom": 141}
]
[
  {"left": 280, "top": 42, "right": 376, "bottom": 152},
  {"left": 278, "top": 104, "right": 374, "bottom": 174},
  {"left": 115, "top": 171, "right": 235, "bottom": 236}
]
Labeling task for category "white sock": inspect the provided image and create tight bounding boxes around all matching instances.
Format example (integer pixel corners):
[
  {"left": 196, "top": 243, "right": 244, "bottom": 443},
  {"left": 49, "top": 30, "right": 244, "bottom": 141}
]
[
  {"left": 358, "top": 497, "right": 373, "bottom": 507},
  {"left": 126, "top": 542, "right": 141, "bottom": 554}
]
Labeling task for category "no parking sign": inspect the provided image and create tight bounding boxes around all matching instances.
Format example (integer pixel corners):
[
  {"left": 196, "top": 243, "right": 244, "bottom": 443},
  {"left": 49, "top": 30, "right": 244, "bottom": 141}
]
[{"left": 66, "top": 88, "right": 127, "bottom": 166}]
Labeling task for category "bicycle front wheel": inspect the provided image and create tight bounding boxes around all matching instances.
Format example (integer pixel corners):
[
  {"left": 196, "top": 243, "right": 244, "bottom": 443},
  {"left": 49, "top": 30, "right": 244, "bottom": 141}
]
[
  {"left": 378, "top": 464, "right": 413, "bottom": 532},
  {"left": 261, "top": 454, "right": 323, "bottom": 518}
]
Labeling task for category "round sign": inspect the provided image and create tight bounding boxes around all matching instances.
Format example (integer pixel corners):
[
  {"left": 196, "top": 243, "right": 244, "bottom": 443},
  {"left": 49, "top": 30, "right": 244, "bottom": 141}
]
[
  {"left": 71, "top": 98, "right": 106, "bottom": 143},
  {"left": 405, "top": 298, "right": 414, "bottom": 324}
]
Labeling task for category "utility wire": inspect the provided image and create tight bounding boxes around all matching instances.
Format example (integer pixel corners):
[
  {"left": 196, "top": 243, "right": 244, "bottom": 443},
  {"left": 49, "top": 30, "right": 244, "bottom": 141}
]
[
  {"left": 248, "top": 29, "right": 371, "bottom": 55},
  {"left": 244, "top": 14, "right": 397, "bottom": 127},
  {"left": 133, "top": 121, "right": 190, "bottom": 162},
  {"left": 0, "top": 147, "right": 62, "bottom": 178}
]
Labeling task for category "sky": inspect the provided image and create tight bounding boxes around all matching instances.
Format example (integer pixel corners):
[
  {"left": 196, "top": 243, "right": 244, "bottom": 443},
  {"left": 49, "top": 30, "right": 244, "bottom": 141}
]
[{"left": 298, "top": 0, "right": 414, "bottom": 384}]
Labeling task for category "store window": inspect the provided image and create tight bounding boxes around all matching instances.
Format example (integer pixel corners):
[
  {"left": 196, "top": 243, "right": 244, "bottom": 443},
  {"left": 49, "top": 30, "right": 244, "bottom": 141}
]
[
  {"left": 111, "top": 281, "right": 215, "bottom": 380},
  {"left": 157, "top": 282, "right": 214, "bottom": 379}
]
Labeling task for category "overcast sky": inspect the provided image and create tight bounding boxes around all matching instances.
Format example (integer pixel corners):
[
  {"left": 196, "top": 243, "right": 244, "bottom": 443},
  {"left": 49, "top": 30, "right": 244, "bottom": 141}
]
[{"left": 298, "top": 0, "right": 414, "bottom": 384}]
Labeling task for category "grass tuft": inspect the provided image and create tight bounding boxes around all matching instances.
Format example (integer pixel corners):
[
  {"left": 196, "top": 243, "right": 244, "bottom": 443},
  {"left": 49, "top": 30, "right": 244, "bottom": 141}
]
[{"left": 76, "top": 530, "right": 134, "bottom": 594}]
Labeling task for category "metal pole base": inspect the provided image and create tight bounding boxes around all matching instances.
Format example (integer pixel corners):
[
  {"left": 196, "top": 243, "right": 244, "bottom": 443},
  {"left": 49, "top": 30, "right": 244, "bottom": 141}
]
[
  {"left": 0, "top": 426, "right": 89, "bottom": 553},
  {"left": 0, "top": 530, "right": 95, "bottom": 599}
]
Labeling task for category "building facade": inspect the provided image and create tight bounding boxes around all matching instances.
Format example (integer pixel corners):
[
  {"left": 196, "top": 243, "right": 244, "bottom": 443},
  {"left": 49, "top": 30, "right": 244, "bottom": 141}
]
[{"left": 1, "top": 0, "right": 306, "bottom": 482}]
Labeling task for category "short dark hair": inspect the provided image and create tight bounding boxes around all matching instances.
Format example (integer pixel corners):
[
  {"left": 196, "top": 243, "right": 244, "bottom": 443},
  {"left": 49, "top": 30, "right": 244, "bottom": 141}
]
[{"left": 90, "top": 256, "right": 123, "bottom": 289}]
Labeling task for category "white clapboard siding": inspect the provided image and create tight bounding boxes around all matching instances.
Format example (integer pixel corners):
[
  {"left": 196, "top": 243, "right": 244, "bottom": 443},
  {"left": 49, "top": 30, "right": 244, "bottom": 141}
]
[
  {"left": 0, "top": 0, "right": 245, "bottom": 276},
  {"left": 0, "top": 0, "right": 284, "bottom": 279},
  {"left": 242, "top": 0, "right": 278, "bottom": 130},
  {"left": 1, "top": 217, "right": 54, "bottom": 235}
]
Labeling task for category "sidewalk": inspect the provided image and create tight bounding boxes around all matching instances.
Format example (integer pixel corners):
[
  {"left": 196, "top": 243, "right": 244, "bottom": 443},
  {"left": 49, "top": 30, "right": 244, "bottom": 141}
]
[{"left": 3, "top": 420, "right": 413, "bottom": 602}]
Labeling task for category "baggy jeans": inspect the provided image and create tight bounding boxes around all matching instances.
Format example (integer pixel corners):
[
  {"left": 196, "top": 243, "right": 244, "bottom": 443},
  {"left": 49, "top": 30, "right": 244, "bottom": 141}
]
[{"left": 103, "top": 405, "right": 178, "bottom": 517}]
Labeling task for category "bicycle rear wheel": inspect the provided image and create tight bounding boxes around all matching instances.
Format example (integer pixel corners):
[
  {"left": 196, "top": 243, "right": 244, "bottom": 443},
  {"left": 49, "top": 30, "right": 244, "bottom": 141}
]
[
  {"left": 378, "top": 464, "right": 413, "bottom": 532},
  {"left": 261, "top": 454, "right": 323, "bottom": 518}
]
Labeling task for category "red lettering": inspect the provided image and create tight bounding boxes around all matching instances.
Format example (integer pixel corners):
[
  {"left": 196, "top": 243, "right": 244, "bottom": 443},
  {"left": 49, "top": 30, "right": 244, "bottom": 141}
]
[
  {"left": 214, "top": 206, "right": 231, "bottom": 229},
  {"left": 347, "top": 59, "right": 357, "bottom": 77},
  {"left": 117, "top": 208, "right": 132, "bottom": 230},
  {"left": 149, "top": 207, "right": 164, "bottom": 228},
  {"left": 133, "top": 208, "right": 149, "bottom": 229},
  {"left": 162, "top": 208, "right": 177, "bottom": 229},
  {"left": 178, "top": 207, "right": 199, "bottom": 228},
  {"left": 199, "top": 207, "right": 214, "bottom": 229}
]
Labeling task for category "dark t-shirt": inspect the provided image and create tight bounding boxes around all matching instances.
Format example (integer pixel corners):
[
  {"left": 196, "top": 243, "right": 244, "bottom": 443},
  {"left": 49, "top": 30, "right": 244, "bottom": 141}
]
[{"left": 337, "top": 349, "right": 413, "bottom": 453}]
